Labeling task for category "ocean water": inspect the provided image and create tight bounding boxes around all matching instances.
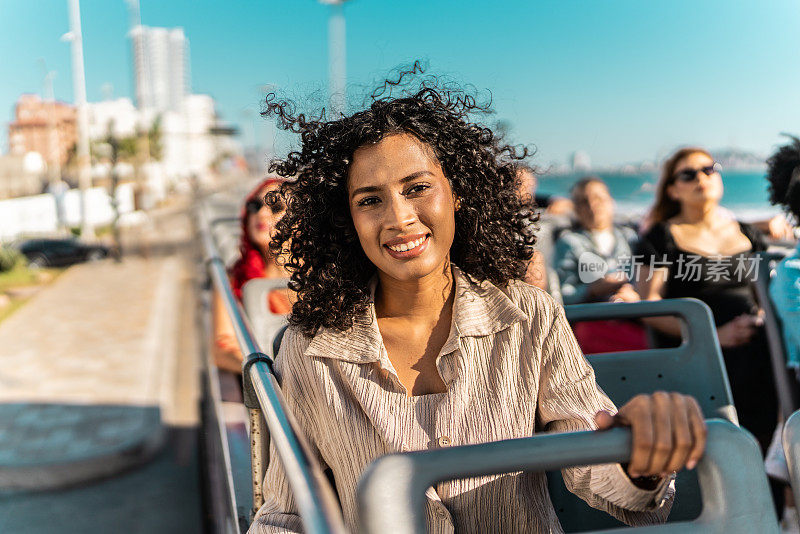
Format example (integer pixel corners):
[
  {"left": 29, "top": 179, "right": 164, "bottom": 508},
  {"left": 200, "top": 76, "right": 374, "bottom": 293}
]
[{"left": 537, "top": 170, "right": 781, "bottom": 222}]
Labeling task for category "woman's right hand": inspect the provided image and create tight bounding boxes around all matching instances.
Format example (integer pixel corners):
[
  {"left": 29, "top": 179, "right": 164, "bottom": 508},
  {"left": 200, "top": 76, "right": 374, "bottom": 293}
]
[{"left": 716, "top": 314, "right": 762, "bottom": 348}]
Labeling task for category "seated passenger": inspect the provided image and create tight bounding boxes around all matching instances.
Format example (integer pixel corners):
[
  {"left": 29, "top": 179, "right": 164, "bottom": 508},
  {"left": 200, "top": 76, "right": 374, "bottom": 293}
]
[
  {"left": 515, "top": 166, "right": 548, "bottom": 291},
  {"left": 554, "top": 177, "right": 648, "bottom": 353},
  {"left": 767, "top": 136, "right": 800, "bottom": 370},
  {"left": 764, "top": 135, "right": 800, "bottom": 530},
  {"left": 248, "top": 71, "right": 706, "bottom": 534},
  {"left": 517, "top": 164, "right": 573, "bottom": 216},
  {"left": 555, "top": 177, "right": 640, "bottom": 305},
  {"left": 635, "top": 147, "right": 779, "bottom": 498},
  {"left": 213, "top": 178, "right": 289, "bottom": 399}
]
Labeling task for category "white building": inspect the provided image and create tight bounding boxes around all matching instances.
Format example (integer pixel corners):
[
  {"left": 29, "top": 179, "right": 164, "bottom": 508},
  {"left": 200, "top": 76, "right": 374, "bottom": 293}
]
[
  {"left": 159, "top": 94, "right": 217, "bottom": 188},
  {"left": 87, "top": 98, "right": 138, "bottom": 139},
  {"left": 571, "top": 150, "right": 592, "bottom": 173},
  {"left": 131, "top": 26, "right": 189, "bottom": 113},
  {"left": 85, "top": 93, "right": 222, "bottom": 203}
]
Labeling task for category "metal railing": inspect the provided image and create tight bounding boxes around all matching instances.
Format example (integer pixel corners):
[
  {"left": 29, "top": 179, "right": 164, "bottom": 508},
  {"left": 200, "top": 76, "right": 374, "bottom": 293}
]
[{"left": 199, "top": 207, "right": 346, "bottom": 534}]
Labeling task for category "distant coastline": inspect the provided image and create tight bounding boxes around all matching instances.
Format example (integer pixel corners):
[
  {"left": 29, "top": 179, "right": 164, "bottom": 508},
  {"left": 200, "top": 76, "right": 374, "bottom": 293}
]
[{"left": 538, "top": 169, "right": 780, "bottom": 222}]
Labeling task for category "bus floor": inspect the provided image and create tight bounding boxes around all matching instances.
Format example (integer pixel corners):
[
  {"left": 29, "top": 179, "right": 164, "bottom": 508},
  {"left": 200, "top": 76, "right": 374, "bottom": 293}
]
[{"left": 0, "top": 427, "right": 203, "bottom": 534}]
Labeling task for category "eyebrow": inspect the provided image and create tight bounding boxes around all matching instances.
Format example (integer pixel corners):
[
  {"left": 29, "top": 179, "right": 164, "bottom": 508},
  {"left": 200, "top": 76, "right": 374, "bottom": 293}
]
[{"left": 350, "top": 170, "right": 434, "bottom": 198}]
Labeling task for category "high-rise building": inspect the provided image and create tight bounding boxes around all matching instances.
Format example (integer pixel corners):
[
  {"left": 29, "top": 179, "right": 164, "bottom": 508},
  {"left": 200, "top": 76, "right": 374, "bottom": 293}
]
[{"left": 130, "top": 26, "right": 189, "bottom": 112}]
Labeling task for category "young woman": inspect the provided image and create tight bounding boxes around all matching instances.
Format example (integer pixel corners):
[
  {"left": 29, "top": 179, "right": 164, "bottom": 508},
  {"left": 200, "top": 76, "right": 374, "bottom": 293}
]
[
  {"left": 636, "top": 147, "right": 778, "bottom": 457},
  {"left": 249, "top": 73, "right": 706, "bottom": 533},
  {"left": 213, "top": 178, "right": 290, "bottom": 396}
]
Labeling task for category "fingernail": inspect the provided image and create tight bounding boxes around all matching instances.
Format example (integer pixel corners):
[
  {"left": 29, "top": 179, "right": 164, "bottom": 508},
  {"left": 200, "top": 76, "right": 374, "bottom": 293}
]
[
  {"left": 660, "top": 472, "right": 668, "bottom": 478},
  {"left": 629, "top": 471, "right": 640, "bottom": 478},
  {"left": 686, "top": 460, "right": 697, "bottom": 470}
]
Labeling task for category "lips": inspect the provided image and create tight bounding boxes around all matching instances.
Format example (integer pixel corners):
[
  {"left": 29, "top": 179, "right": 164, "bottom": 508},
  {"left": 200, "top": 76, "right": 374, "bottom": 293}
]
[{"left": 383, "top": 233, "right": 430, "bottom": 260}]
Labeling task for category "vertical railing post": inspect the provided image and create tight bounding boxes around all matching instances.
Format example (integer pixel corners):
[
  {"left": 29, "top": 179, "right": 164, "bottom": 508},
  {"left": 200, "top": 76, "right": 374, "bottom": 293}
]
[{"left": 248, "top": 408, "right": 270, "bottom": 516}]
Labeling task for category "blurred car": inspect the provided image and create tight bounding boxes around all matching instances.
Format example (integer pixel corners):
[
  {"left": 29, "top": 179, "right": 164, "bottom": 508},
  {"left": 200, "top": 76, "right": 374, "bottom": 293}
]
[{"left": 17, "top": 238, "right": 110, "bottom": 268}]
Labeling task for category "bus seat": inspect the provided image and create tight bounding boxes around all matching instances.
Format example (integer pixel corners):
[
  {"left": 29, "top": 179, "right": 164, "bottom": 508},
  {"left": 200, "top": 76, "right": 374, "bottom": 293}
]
[
  {"left": 241, "top": 278, "right": 290, "bottom": 357},
  {"left": 358, "top": 420, "right": 778, "bottom": 534},
  {"left": 753, "top": 251, "right": 800, "bottom": 421},
  {"left": 783, "top": 409, "right": 800, "bottom": 509},
  {"left": 549, "top": 298, "right": 736, "bottom": 531}
]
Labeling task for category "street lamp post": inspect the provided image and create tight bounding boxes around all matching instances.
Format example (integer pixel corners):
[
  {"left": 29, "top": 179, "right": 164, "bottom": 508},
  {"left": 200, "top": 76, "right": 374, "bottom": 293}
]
[
  {"left": 319, "top": 0, "right": 350, "bottom": 116},
  {"left": 64, "top": 0, "right": 93, "bottom": 238},
  {"left": 38, "top": 60, "right": 62, "bottom": 188}
]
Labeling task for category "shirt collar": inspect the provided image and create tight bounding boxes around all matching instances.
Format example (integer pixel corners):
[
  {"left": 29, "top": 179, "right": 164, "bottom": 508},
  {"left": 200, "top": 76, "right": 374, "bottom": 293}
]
[{"left": 303, "top": 265, "right": 528, "bottom": 363}]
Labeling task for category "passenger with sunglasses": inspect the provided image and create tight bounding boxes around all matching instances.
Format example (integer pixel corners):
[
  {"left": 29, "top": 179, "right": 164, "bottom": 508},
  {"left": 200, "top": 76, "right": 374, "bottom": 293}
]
[
  {"left": 213, "top": 178, "right": 291, "bottom": 398},
  {"left": 635, "top": 147, "right": 780, "bottom": 507}
]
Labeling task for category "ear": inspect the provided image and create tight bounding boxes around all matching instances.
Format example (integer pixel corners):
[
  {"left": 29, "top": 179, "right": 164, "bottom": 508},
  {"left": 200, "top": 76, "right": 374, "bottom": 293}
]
[{"left": 665, "top": 183, "right": 679, "bottom": 202}]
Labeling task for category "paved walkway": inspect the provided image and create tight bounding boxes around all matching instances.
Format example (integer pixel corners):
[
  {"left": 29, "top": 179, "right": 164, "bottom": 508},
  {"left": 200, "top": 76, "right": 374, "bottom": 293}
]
[{"left": 0, "top": 199, "right": 201, "bottom": 491}]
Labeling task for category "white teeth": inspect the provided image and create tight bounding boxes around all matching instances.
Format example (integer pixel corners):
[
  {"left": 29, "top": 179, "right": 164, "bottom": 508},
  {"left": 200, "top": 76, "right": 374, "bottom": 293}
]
[{"left": 388, "top": 236, "right": 426, "bottom": 252}]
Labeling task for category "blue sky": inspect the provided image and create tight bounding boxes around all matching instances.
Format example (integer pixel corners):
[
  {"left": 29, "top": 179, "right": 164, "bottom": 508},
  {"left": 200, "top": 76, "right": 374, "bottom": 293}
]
[{"left": 2, "top": 0, "right": 798, "bottom": 167}]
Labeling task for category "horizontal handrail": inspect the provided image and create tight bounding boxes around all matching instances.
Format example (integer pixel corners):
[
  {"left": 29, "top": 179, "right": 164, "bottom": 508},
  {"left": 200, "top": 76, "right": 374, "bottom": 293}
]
[
  {"left": 566, "top": 297, "right": 713, "bottom": 331},
  {"left": 358, "top": 420, "right": 778, "bottom": 534},
  {"left": 199, "top": 206, "right": 346, "bottom": 534}
]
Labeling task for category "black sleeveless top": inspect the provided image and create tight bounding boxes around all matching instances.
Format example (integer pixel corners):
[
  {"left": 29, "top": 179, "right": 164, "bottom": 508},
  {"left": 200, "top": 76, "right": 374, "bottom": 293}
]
[
  {"left": 635, "top": 221, "right": 766, "bottom": 326},
  {"left": 636, "top": 220, "right": 777, "bottom": 447}
]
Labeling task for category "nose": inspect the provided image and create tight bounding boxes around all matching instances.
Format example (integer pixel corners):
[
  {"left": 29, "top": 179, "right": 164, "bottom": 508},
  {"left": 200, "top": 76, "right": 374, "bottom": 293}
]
[
  {"left": 384, "top": 194, "right": 417, "bottom": 230},
  {"left": 697, "top": 170, "right": 715, "bottom": 184}
]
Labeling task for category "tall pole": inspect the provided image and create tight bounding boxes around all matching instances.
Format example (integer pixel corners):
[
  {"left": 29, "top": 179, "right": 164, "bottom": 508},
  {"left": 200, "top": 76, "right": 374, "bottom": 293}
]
[
  {"left": 65, "top": 0, "right": 93, "bottom": 238},
  {"left": 323, "top": 0, "right": 347, "bottom": 115},
  {"left": 39, "top": 60, "right": 62, "bottom": 187}
]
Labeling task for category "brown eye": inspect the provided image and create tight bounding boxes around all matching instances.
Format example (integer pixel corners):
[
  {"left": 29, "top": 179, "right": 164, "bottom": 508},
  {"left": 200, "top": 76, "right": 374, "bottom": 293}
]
[{"left": 405, "top": 183, "right": 430, "bottom": 195}]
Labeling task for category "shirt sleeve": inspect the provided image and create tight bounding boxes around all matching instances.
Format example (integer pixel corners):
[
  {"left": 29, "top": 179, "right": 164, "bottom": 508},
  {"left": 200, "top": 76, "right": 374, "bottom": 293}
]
[
  {"left": 248, "top": 330, "right": 329, "bottom": 534},
  {"left": 554, "top": 233, "right": 591, "bottom": 305},
  {"left": 536, "top": 303, "right": 675, "bottom": 525}
]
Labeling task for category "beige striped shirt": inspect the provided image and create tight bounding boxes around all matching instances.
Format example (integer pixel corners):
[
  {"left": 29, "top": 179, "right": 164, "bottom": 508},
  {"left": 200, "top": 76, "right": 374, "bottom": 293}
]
[{"left": 249, "top": 266, "right": 674, "bottom": 533}]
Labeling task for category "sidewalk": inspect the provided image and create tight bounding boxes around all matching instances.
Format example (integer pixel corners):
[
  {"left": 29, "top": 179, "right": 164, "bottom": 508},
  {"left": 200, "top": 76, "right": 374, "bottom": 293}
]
[{"left": 0, "top": 200, "right": 201, "bottom": 491}]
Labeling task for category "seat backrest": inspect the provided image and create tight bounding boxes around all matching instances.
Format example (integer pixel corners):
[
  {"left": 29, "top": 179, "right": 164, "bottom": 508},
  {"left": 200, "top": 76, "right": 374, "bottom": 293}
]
[
  {"left": 550, "top": 298, "right": 737, "bottom": 531},
  {"left": 241, "top": 278, "right": 290, "bottom": 356},
  {"left": 358, "top": 420, "right": 779, "bottom": 534},
  {"left": 753, "top": 251, "right": 799, "bottom": 421},
  {"left": 565, "top": 298, "right": 736, "bottom": 420},
  {"left": 783, "top": 409, "right": 800, "bottom": 509}
]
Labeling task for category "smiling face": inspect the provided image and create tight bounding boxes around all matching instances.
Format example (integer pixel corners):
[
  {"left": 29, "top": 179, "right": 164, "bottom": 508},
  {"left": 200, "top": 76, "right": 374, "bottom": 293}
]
[
  {"left": 667, "top": 151, "right": 723, "bottom": 207},
  {"left": 246, "top": 182, "right": 285, "bottom": 253},
  {"left": 347, "top": 133, "right": 457, "bottom": 283}
]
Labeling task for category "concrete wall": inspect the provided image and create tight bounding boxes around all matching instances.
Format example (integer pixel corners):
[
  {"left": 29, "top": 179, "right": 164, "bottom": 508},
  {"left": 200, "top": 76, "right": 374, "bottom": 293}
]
[{"left": 0, "top": 184, "right": 135, "bottom": 241}]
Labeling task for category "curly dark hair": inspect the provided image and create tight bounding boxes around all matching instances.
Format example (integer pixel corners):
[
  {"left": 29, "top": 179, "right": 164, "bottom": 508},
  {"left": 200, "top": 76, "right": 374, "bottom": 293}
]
[
  {"left": 766, "top": 134, "right": 800, "bottom": 220},
  {"left": 263, "top": 64, "right": 538, "bottom": 335}
]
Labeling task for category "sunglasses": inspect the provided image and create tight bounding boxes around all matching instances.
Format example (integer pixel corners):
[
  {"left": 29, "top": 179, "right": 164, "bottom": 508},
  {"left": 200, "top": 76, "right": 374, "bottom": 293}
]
[
  {"left": 673, "top": 162, "right": 721, "bottom": 183},
  {"left": 245, "top": 195, "right": 286, "bottom": 215}
]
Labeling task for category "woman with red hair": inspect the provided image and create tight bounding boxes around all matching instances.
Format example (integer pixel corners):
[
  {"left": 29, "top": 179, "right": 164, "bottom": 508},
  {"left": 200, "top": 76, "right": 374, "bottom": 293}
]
[{"left": 213, "top": 178, "right": 290, "bottom": 394}]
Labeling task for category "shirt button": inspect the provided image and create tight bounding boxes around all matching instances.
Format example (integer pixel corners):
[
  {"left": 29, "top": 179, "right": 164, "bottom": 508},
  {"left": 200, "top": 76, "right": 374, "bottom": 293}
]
[
  {"left": 437, "top": 436, "right": 452, "bottom": 447},
  {"left": 436, "top": 506, "right": 448, "bottom": 518}
]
